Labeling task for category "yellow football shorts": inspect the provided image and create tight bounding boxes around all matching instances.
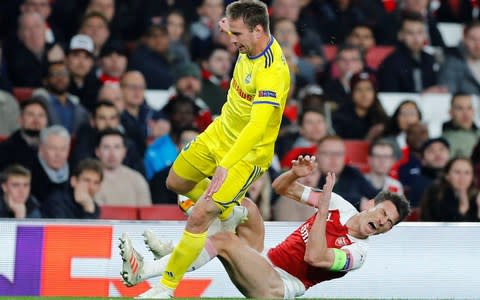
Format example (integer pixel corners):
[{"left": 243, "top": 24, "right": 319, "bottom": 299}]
[{"left": 172, "top": 132, "right": 266, "bottom": 216}]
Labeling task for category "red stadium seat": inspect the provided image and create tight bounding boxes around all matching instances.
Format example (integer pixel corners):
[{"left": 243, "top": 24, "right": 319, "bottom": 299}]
[
  {"left": 365, "top": 46, "right": 395, "bottom": 70},
  {"left": 12, "top": 87, "right": 34, "bottom": 102},
  {"left": 139, "top": 204, "right": 188, "bottom": 221},
  {"left": 0, "top": 135, "right": 7, "bottom": 142},
  {"left": 280, "top": 145, "right": 317, "bottom": 170},
  {"left": 404, "top": 207, "right": 420, "bottom": 221},
  {"left": 343, "top": 140, "right": 370, "bottom": 173},
  {"left": 100, "top": 206, "right": 139, "bottom": 220}
]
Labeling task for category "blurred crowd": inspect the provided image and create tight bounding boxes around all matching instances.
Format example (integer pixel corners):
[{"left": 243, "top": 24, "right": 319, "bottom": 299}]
[{"left": 1, "top": 0, "right": 480, "bottom": 222}]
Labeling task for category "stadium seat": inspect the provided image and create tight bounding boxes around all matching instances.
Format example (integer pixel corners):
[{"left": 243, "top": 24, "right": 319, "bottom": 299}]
[
  {"left": 100, "top": 206, "right": 139, "bottom": 220},
  {"left": 12, "top": 87, "right": 34, "bottom": 102},
  {"left": 139, "top": 204, "right": 188, "bottom": 221},
  {"left": 365, "top": 46, "right": 394, "bottom": 70},
  {"left": 343, "top": 140, "right": 370, "bottom": 173},
  {"left": 0, "top": 135, "right": 7, "bottom": 143},
  {"left": 280, "top": 145, "right": 317, "bottom": 169},
  {"left": 404, "top": 207, "right": 420, "bottom": 221}
]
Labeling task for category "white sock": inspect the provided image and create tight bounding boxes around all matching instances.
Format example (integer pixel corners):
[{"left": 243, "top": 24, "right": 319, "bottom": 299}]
[{"left": 141, "top": 239, "right": 218, "bottom": 278}]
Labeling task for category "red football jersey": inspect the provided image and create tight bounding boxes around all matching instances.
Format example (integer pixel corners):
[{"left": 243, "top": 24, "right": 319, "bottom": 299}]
[{"left": 267, "top": 193, "right": 368, "bottom": 289}]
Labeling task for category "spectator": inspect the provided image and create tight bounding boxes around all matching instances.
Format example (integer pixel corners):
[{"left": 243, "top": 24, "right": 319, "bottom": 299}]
[
  {"left": 41, "top": 157, "right": 102, "bottom": 219},
  {"left": 71, "top": 101, "right": 144, "bottom": 174},
  {"left": 165, "top": 10, "right": 191, "bottom": 64},
  {"left": 148, "top": 126, "right": 199, "bottom": 204},
  {"left": 375, "top": 0, "right": 445, "bottom": 47},
  {"left": 199, "top": 45, "right": 232, "bottom": 117},
  {"left": 66, "top": 34, "right": 99, "bottom": 113},
  {"left": 20, "top": 0, "right": 63, "bottom": 43},
  {"left": 382, "top": 100, "right": 423, "bottom": 160},
  {"left": 407, "top": 137, "right": 451, "bottom": 207},
  {"left": 273, "top": 161, "right": 318, "bottom": 221},
  {"left": 318, "top": 0, "right": 367, "bottom": 45},
  {"left": 435, "top": 0, "right": 475, "bottom": 23},
  {"left": 5, "top": 12, "right": 63, "bottom": 87},
  {"left": 120, "top": 71, "right": 154, "bottom": 154},
  {"left": 442, "top": 94, "right": 480, "bottom": 157},
  {"left": 0, "top": 97, "right": 48, "bottom": 171},
  {"left": 377, "top": 12, "right": 444, "bottom": 93},
  {"left": 332, "top": 71, "right": 388, "bottom": 141},
  {"left": 345, "top": 23, "right": 376, "bottom": 53},
  {"left": 79, "top": 11, "right": 110, "bottom": 57},
  {"left": 189, "top": 0, "right": 224, "bottom": 60},
  {"left": 144, "top": 111, "right": 174, "bottom": 180},
  {"left": 272, "top": 18, "right": 317, "bottom": 87},
  {"left": 271, "top": 0, "right": 325, "bottom": 68},
  {"left": 95, "top": 129, "right": 151, "bottom": 206},
  {"left": 34, "top": 61, "right": 89, "bottom": 134},
  {"left": 98, "top": 82, "right": 123, "bottom": 112},
  {"left": 97, "top": 40, "right": 128, "bottom": 84},
  {"left": 0, "top": 164, "right": 41, "bottom": 218},
  {"left": 0, "top": 90, "right": 20, "bottom": 136},
  {"left": 420, "top": 157, "right": 479, "bottom": 221},
  {"left": 128, "top": 23, "right": 176, "bottom": 89},
  {"left": 29, "top": 126, "right": 75, "bottom": 216},
  {"left": 366, "top": 139, "right": 404, "bottom": 194},
  {"left": 169, "top": 62, "right": 212, "bottom": 131},
  {"left": 162, "top": 94, "right": 201, "bottom": 139},
  {"left": 438, "top": 21, "right": 480, "bottom": 95},
  {"left": 323, "top": 44, "right": 365, "bottom": 107},
  {"left": 398, "top": 122, "right": 430, "bottom": 189},
  {"left": 315, "top": 135, "right": 379, "bottom": 209}
]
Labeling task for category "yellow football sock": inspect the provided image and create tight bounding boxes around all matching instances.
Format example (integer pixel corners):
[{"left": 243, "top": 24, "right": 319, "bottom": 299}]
[
  {"left": 184, "top": 178, "right": 210, "bottom": 202},
  {"left": 161, "top": 229, "right": 208, "bottom": 289}
]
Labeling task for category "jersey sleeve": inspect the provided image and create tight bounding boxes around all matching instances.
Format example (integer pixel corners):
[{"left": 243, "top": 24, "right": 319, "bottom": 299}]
[
  {"left": 253, "top": 65, "right": 286, "bottom": 107},
  {"left": 339, "top": 241, "right": 368, "bottom": 271}
]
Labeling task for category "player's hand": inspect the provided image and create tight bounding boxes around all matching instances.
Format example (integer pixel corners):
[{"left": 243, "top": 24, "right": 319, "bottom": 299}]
[
  {"left": 291, "top": 155, "right": 317, "bottom": 178},
  {"left": 206, "top": 166, "right": 228, "bottom": 198},
  {"left": 318, "top": 172, "right": 335, "bottom": 213}
]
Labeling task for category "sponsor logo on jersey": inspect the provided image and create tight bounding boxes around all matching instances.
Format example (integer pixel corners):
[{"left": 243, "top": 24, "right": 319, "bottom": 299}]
[
  {"left": 335, "top": 236, "right": 349, "bottom": 247},
  {"left": 232, "top": 78, "right": 253, "bottom": 101},
  {"left": 244, "top": 73, "right": 252, "bottom": 84},
  {"left": 258, "top": 90, "right": 276, "bottom": 98}
]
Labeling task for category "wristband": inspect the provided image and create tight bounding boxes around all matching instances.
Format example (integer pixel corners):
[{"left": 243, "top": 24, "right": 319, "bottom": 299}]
[{"left": 300, "top": 186, "right": 311, "bottom": 203}]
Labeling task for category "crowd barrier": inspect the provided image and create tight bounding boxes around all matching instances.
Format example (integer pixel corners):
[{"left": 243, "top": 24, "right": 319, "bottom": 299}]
[{"left": 0, "top": 219, "right": 478, "bottom": 298}]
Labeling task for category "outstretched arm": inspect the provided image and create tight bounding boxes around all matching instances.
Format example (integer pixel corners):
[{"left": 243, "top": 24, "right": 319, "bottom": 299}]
[{"left": 272, "top": 155, "right": 321, "bottom": 206}]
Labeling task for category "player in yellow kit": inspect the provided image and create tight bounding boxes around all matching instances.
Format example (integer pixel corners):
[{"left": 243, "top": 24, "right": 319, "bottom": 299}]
[{"left": 134, "top": 0, "right": 290, "bottom": 298}]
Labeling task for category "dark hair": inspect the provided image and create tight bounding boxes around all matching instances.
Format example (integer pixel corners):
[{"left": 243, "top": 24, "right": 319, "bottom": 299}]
[
  {"left": 350, "top": 72, "right": 389, "bottom": 126},
  {"left": 450, "top": 93, "right": 472, "bottom": 105},
  {"left": 348, "top": 22, "right": 374, "bottom": 36},
  {"left": 368, "top": 139, "right": 395, "bottom": 156},
  {"left": 336, "top": 44, "right": 364, "bottom": 62},
  {"left": 374, "top": 191, "right": 411, "bottom": 224},
  {"left": 298, "top": 107, "right": 325, "bottom": 126},
  {"left": 317, "top": 135, "right": 343, "bottom": 148},
  {"left": 43, "top": 60, "right": 67, "bottom": 79},
  {"left": 20, "top": 96, "right": 48, "bottom": 115},
  {"left": 226, "top": 0, "right": 269, "bottom": 32},
  {"left": 93, "top": 100, "right": 118, "bottom": 117},
  {"left": 72, "top": 158, "right": 103, "bottom": 181},
  {"left": 400, "top": 11, "right": 425, "bottom": 29},
  {"left": 95, "top": 128, "right": 125, "bottom": 148},
  {"left": 384, "top": 100, "right": 422, "bottom": 136},
  {"left": 81, "top": 11, "right": 109, "bottom": 28},
  {"left": 162, "top": 94, "right": 200, "bottom": 116},
  {"left": 201, "top": 44, "right": 229, "bottom": 61},
  {"left": 1, "top": 164, "right": 31, "bottom": 182},
  {"left": 464, "top": 20, "right": 480, "bottom": 35}
]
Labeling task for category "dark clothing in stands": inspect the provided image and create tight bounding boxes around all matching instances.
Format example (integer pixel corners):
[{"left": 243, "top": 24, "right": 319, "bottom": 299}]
[
  {"left": 121, "top": 102, "right": 154, "bottom": 155},
  {"left": 4, "top": 41, "right": 53, "bottom": 87},
  {"left": 0, "top": 193, "right": 42, "bottom": 218},
  {"left": 149, "top": 166, "right": 177, "bottom": 205},
  {"left": 375, "top": 10, "right": 445, "bottom": 48},
  {"left": 420, "top": 185, "right": 480, "bottom": 222},
  {"left": 332, "top": 104, "right": 379, "bottom": 140},
  {"left": 406, "top": 166, "right": 440, "bottom": 208},
  {"left": 377, "top": 43, "right": 438, "bottom": 93},
  {"left": 68, "top": 72, "right": 102, "bottom": 113},
  {"left": 398, "top": 154, "right": 422, "bottom": 188},
  {"left": 128, "top": 43, "right": 175, "bottom": 90},
  {"left": 318, "top": 165, "right": 379, "bottom": 209},
  {"left": 323, "top": 79, "right": 349, "bottom": 107},
  {"left": 71, "top": 124, "right": 145, "bottom": 175},
  {"left": 0, "top": 130, "right": 39, "bottom": 172}
]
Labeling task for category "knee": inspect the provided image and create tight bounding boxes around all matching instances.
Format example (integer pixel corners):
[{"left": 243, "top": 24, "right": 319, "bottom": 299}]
[{"left": 209, "top": 232, "right": 238, "bottom": 254}]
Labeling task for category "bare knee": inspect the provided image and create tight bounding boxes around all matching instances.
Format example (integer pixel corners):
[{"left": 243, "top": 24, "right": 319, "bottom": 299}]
[
  {"left": 166, "top": 168, "right": 192, "bottom": 194},
  {"left": 209, "top": 232, "right": 239, "bottom": 256}
]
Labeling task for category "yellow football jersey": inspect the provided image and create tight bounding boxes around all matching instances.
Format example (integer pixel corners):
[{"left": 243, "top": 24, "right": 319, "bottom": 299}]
[{"left": 205, "top": 37, "right": 290, "bottom": 168}]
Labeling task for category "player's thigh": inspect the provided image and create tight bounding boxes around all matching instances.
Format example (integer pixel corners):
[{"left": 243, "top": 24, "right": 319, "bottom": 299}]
[
  {"left": 212, "top": 233, "right": 284, "bottom": 298},
  {"left": 213, "top": 161, "right": 266, "bottom": 214},
  {"left": 171, "top": 135, "right": 217, "bottom": 184},
  {"left": 236, "top": 198, "right": 265, "bottom": 252}
]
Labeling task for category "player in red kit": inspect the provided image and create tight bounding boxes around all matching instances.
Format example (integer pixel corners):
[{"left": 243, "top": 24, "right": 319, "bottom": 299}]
[{"left": 120, "top": 156, "right": 410, "bottom": 298}]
